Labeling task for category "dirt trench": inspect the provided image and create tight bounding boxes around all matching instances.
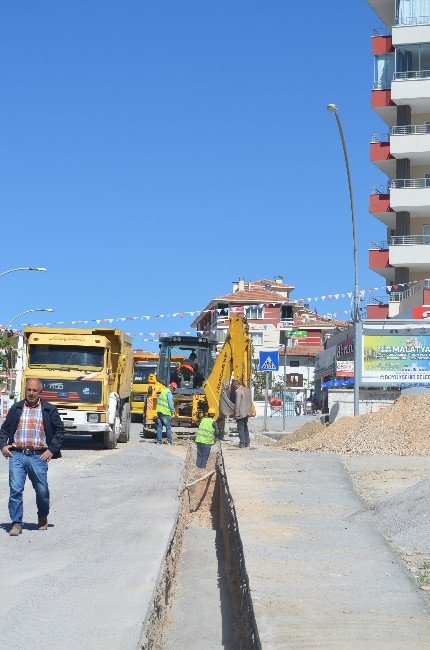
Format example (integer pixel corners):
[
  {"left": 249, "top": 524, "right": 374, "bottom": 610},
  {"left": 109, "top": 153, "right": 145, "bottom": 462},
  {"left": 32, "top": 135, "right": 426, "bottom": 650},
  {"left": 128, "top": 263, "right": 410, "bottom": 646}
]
[{"left": 138, "top": 444, "right": 260, "bottom": 649}]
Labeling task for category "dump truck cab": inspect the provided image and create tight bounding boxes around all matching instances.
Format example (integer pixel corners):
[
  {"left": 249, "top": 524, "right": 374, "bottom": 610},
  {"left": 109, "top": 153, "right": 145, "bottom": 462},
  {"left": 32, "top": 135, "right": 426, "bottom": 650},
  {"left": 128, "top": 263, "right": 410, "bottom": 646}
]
[{"left": 131, "top": 357, "right": 158, "bottom": 421}]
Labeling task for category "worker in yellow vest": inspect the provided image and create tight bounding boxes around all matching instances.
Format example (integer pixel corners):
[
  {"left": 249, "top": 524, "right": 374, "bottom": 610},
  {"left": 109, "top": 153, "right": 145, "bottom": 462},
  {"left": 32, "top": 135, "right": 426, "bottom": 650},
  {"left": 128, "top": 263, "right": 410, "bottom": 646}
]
[
  {"left": 195, "top": 408, "right": 219, "bottom": 468},
  {"left": 156, "top": 382, "right": 176, "bottom": 445}
]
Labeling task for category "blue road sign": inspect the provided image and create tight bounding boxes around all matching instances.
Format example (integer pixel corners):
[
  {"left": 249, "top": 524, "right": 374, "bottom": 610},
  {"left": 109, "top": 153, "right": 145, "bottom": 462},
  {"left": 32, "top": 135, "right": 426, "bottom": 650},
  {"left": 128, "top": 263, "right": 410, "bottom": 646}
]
[{"left": 258, "top": 350, "right": 279, "bottom": 372}]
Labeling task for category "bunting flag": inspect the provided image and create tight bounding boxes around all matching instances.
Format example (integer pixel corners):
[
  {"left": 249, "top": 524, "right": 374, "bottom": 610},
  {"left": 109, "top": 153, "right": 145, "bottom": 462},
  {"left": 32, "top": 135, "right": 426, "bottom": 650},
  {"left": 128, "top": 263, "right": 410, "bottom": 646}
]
[{"left": 2, "top": 278, "right": 426, "bottom": 331}]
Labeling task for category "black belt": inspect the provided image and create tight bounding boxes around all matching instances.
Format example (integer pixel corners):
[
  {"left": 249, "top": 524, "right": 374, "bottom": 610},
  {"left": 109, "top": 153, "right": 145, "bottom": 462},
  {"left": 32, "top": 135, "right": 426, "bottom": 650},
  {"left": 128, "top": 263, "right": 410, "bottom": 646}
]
[{"left": 11, "top": 447, "right": 47, "bottom": 456}]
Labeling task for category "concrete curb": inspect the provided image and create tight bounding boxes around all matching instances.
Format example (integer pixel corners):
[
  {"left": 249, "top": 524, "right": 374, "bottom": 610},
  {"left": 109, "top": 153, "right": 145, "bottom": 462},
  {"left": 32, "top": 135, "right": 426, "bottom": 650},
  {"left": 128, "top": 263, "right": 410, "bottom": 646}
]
[{"left": 137, "top": 449, "right": 189, "bottom": 649}]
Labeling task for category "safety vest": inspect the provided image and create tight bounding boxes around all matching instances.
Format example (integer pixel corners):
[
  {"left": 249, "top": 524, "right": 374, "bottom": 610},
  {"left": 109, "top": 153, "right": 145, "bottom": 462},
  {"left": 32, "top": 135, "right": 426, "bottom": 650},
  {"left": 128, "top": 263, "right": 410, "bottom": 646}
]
[
  {"left": 195, "top": 417, "right": 215, "bottom": 445},
  {"left": 157, "top": 388, "right": 172, "bottom": 416}
]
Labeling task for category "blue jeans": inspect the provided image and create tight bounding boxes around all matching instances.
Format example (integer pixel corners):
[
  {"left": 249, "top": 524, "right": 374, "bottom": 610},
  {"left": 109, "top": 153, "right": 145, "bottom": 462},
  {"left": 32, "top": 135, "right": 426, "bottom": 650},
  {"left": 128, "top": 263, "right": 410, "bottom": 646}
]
[
  {"left": 237, "top": 417, "right": 250, "bottom": 447},
  {"left": 196, "top": 442, "right": 211, "bottom": 468},
  {"left": 9, "top": 452, "right": 50, "bottom": 525},
  {"left": 156, "top": 412, "right": 172, "bottom": 443}
]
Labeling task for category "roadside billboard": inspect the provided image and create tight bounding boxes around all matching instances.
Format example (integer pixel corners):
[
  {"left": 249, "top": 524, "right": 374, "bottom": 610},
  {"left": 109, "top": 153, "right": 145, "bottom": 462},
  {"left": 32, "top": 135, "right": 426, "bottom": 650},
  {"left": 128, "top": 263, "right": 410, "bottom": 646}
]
[{"left": 362, "top": 333, "right": 430, "bottom": 385}]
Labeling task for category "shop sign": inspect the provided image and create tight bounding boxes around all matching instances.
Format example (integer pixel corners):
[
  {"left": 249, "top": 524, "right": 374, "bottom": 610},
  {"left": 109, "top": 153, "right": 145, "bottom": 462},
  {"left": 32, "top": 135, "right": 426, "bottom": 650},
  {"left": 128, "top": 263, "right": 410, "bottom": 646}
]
[
  {"left": 336, "top": 338, "right": 354, "bottom": 359},
  {"left": 336, "top": 360, "right": 354, "bottom": 377}
]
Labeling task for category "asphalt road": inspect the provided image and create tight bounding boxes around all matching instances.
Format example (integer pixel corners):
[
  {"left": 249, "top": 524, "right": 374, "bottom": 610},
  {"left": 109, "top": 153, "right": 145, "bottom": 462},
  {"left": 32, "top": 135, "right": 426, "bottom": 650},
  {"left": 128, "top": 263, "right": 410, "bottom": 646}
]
[{"left": 0, "top": 424, "right": 184, "bottom": 650}]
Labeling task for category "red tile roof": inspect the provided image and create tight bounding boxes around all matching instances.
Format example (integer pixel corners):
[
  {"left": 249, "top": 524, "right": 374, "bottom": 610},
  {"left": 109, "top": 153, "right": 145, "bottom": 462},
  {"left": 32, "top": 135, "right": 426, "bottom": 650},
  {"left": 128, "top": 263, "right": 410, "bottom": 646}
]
[
  {"left": 252, "top": 279, "right": 295, "bottom": 289},
  {"left": 217, "top": 287, "right": 286, "bottom": 302},
  {"left": 292, "top": 316, "right": 348, "bottom": 327},
  {"left": 191, "top": 279, "right": 349, "bottom": 329}
]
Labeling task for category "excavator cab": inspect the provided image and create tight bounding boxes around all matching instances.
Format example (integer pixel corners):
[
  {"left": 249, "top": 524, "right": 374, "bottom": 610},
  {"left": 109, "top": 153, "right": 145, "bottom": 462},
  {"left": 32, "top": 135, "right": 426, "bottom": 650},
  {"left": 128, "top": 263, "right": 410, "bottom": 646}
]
[
  {"left": 157, "top": 335, "right": 217, "bottom": 394},
  {"left": 144, "top": 317, "right": 252, "bottom": 429}
]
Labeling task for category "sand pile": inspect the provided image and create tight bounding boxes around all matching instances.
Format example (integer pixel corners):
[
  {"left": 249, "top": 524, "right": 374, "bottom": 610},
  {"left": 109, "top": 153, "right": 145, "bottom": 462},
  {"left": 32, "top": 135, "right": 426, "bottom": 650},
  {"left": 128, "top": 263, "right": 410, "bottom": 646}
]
[{"left": 276, "top": 394, "right": 430, "bottom": 456}]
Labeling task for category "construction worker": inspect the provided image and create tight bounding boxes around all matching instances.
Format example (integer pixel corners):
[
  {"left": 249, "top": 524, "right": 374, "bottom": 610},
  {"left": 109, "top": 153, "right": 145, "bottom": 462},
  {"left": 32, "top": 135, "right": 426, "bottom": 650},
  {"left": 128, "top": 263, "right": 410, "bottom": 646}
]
[
  {"left": 180, "top": 352, "right": 197, "bottom": 382},
  {"left": 156, "top": 382, "right": 176, "bottom": 445},
  {"left": 195, "top": 408, "right": 219, "bottom": 468}
]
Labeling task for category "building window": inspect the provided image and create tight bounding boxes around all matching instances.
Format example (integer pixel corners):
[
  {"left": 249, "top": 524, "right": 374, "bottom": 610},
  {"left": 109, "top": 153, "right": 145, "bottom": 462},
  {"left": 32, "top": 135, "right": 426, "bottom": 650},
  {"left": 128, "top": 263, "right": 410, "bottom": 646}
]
[
  {"left": 286, "top": 373, "right": 303, "bottom": 388},
  {"left": 250, "top": 332, "right": 263, "bottom": 346},
  {"left": 245, "top": 305, "right": 264, "bottom": 319},
  {"left": 280, "top": 305, "right": 293, "bottom": 321},
  {"left": 216, "top": 329, "right": 228, "bottom": 344},
  {"left": 290, "top": 360, "right": 300, "bottom": 367},
  {"left": 216, "top": 303, "right": 229, "bottom": 318},
  {"left": 396, "top": 44, "right": 430, "bottom": 78},
  {"left": 397, "top": 0, "right": 430, "bottom": 26},
  {"left": 374, "top": 53, "right": 395, "bottom": 89}
]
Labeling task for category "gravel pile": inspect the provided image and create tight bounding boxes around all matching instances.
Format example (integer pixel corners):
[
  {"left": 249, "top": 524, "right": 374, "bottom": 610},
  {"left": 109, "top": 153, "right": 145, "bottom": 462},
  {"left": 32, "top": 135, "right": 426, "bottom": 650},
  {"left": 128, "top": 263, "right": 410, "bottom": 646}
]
[
  {"left": 275, "top": 420, "right": 325, "bottom": 447},
  {"left": 354, "top": 477, "right": 430, "bottom": 552},
  {"left": 276, "top": 394, "right": 430, "bottom": 456}
]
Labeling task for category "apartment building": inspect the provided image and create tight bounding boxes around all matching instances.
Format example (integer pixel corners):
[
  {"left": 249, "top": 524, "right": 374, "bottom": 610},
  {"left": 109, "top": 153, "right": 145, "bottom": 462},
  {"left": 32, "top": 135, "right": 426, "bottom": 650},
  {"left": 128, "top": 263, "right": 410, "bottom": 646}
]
[
  {"left": 368, "top": 0, "right": 430, "bottom": 319},
  {"left": 191, "top": 278, "right": 344, "bottom": 390}
]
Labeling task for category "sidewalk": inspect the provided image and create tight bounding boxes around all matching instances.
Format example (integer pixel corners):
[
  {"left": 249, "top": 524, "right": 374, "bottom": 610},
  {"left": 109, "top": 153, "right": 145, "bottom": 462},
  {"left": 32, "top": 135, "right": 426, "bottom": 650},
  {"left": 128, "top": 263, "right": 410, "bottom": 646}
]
[
  {"left": 223, "top": 450, "right": 430, "bottom": 649},
  {"left": 248, "top": 414, "right": 314, "bottom": 435}
]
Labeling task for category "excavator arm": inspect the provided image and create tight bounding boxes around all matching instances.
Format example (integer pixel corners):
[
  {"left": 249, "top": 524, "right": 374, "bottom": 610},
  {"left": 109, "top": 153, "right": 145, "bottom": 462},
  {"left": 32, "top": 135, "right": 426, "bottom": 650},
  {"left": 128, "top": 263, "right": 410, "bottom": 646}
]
[{"left": 203, "top": 315, "right": 253, "bottom": 419}]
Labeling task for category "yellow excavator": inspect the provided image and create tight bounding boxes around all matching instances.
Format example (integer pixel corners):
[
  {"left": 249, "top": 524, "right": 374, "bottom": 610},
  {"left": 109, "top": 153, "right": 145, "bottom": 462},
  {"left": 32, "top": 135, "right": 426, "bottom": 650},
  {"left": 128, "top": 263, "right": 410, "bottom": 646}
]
[{"left": 143, "top": 315, "right": 253, "bottom": 429}]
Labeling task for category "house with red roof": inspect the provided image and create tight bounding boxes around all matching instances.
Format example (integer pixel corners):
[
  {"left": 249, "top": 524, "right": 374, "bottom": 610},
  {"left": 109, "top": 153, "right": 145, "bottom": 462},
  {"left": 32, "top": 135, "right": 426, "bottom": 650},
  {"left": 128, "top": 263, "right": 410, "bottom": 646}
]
[{"left": 191, "top": 277, "right": 345, "bottom": 391}]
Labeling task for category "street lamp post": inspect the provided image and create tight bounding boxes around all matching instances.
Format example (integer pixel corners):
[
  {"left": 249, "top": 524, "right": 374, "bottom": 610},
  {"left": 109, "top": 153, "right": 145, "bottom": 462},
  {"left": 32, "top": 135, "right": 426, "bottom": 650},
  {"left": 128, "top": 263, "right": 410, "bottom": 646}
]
[
  {"left": 5, "top": 308, "right": 54, "bottom": 330},
  {"left": 2, "top": 309, "right": 54, "bottom": 396},
  {"left": 327, "top": 104, "right": 362, "bottom": 416},
  {"left": 0, "top": 267, "right": 47, "bottom": 278}
]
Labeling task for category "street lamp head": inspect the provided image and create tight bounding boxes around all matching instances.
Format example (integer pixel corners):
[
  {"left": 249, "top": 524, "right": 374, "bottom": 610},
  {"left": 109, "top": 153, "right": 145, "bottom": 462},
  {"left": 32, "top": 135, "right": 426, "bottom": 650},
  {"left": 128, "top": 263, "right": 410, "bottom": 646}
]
[
  {"left": 29, "top": 267, "right": 47, "bottom": 272},
  {"left": 43, "top": 308, "right": 54, "bottom": 312},
  {"left": 327, "top": 103, "right": 339, "bottom": 114}
]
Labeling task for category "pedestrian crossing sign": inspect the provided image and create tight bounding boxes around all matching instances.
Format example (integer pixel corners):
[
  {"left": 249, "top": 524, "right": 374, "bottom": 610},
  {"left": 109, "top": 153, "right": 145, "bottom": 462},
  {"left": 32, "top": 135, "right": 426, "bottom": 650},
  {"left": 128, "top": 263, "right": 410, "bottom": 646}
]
[{"left": 258, "top": 350, "right": 279, "bottom": 372}]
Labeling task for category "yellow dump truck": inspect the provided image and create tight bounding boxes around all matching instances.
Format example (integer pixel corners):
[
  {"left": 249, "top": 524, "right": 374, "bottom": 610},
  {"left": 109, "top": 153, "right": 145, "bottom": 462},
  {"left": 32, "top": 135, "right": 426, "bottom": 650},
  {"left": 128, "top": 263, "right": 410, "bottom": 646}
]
[
  {"left": 131, "top": 351, "right": 158, "bottom": 422},
  {"left": 20, "top": 327, "right": 133, "bottom": 449}
]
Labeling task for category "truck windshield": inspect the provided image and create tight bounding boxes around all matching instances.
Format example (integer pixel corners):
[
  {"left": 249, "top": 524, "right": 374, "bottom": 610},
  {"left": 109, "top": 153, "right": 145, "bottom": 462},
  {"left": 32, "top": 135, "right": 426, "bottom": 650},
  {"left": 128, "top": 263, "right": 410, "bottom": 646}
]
[
  {"left": 134, "top": 366, "right": 157, "bottom": 383},
  {"left": 29, "top": 345, "right": 104, "bottom": 369},
  {"left": 158, "top": 344, "right": 214, "bottom": 386}
]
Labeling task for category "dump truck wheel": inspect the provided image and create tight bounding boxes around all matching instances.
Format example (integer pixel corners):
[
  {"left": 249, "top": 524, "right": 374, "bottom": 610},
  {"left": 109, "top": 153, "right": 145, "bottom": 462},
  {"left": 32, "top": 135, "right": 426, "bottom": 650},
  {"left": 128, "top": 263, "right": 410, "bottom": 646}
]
[
  {"left": 118, "top": 404, "right": 131, "bottom": 443},
  {"left": 104, "top": 415, "right": 119, "bottom": 449}
]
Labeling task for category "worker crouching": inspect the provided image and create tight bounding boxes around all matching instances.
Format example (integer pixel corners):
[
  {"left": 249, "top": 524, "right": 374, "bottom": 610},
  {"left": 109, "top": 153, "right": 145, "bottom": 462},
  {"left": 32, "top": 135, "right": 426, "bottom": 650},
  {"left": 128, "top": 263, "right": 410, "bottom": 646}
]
[{"left": 195, "top": 408, "right": 219, "bottom": 469}]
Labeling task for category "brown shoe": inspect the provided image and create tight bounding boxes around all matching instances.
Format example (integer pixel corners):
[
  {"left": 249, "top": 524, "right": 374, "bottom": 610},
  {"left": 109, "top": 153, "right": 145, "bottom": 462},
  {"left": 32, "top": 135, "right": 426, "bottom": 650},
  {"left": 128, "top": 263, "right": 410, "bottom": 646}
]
[
  {"left": 38, "top": 516, "right": 48, "bottom": 531},
  {"left": 9, "top": 523, "right": 22, "bottom": 536}
]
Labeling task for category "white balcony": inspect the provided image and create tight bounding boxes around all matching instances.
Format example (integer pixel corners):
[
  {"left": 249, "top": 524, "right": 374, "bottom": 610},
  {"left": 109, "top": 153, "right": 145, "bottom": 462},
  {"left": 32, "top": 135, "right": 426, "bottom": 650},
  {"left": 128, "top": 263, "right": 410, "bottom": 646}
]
[
  {"left": 390, "top": 125, "right": 430, "bottom": 163},
  {"left": 389, "top": 178, "right": 430, "bottom": 216},
  {"left": 367, "top": 0, "right": 395, "bottom": 26},
  {"left": 392, "top": 24, "right": 430, "bottom": 45},
  {"left": 389, "top": 235, "right": 430, "bottom": 269},
  {"left": 391, "top": 73, "right": 430, "bottom": 111},
  {"left": 389, "top": 279, "right": 430, "bottom": 317}
]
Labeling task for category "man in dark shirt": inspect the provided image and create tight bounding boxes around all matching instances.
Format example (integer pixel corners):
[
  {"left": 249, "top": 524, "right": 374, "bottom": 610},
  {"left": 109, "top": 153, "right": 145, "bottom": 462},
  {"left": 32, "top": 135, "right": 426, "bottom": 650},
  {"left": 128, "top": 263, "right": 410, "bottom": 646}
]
[
  {"left": 180, "top": 352, "right": 197, "bottom": 382},
  {"left": 0, "top": 378, "right": 65, "bottom": 536}
]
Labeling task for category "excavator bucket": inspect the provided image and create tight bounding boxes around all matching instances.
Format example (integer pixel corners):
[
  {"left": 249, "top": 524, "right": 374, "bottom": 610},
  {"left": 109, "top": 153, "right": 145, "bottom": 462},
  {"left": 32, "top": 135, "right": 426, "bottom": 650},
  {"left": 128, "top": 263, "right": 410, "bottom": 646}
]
[{"left": 219, "top": 383, "right": 235, "bottom": 417}]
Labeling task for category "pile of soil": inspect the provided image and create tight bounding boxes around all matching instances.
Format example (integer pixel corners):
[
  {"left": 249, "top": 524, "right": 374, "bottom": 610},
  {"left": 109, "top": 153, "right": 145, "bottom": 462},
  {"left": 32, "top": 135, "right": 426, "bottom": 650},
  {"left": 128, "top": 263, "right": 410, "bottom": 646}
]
[{"left": 276, "top": 394, "right": 430, "bottom": 456}]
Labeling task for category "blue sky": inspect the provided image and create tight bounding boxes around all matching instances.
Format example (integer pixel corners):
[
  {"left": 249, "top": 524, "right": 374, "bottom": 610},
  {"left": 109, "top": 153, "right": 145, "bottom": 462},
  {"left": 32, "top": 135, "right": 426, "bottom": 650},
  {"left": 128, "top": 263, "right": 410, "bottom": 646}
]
[{"left": 0, "top": 1, "right": 387, "bottom": 349}]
